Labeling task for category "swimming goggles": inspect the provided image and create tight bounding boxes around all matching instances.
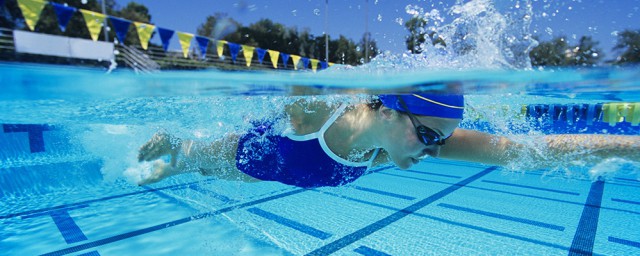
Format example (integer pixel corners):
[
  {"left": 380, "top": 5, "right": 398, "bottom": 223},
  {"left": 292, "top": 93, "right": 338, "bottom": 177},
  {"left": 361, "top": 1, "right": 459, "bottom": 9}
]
[{"left": 397, "top": 96, "right": 450, "bottom": 146}]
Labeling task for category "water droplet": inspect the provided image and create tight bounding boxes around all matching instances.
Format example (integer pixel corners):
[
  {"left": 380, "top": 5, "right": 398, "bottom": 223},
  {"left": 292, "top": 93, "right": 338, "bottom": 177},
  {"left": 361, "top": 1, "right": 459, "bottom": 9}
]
[
  {"left": 395, "top": 18, "right": 404, "bottom": 25},
  {"left": 377, "top": 14, "right": 382, "bottom": 21},
  {"left": 291, "top": 10, "right": 297, "bottom": 16},
  {"left": 545, "top": 27, "right": 553, "bottom": 35},
  {"left": 313, "top": 9, "right": 320, "bottom": 16},
  {"left": 81, "top": 0, "right": 87, "bottom": 4}
]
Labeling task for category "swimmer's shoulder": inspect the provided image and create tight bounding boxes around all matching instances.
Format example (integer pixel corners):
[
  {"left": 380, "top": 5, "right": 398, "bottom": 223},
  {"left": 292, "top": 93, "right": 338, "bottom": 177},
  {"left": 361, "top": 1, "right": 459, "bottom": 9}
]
[{"left": 285, "top": 99, "right": 339, "bottom": 135}]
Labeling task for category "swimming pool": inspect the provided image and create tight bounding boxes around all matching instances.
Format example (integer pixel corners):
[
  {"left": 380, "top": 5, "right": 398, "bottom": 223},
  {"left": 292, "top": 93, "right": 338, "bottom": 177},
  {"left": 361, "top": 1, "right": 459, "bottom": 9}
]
[{"left": 0, "top": 61, "right": 639, "bottom": 255}]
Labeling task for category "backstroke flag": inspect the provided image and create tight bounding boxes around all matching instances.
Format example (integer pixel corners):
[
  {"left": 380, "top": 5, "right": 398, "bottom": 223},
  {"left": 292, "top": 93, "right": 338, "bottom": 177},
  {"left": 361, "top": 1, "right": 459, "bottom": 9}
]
[
  {"left": 267, "top": 50, "right": 279, "bottom": 68},
  {"left": 134, "top": 22, "right": 155, "bottom": 50},
  {"left": 256, "top": 48, "right": 266, "bottom": 65},
  {"left": 216, "top": 40, "right": 227, "bottom": 58},
  {"left": 280, "top": 53, "right": 290, "bottom": 68},
  {"left": 195, "top": 36, "right": 209, "bottom": 58},
  {"left": 290, "top": 55, "right": 301, "bottom": 70},
  {"left": 157, "top": 27, "right": 174, "bottom": 51},
  {"left": 17, "top": 0, "right": 46, "bottom": 31},
  {"left": 227, "top": 42, "right": 240, "bottom": 63},
  {"left": 310, "top": 59, "right": 319, "bottom": 72},
  {"left": 50, "top": 2, "right": 76, "bottom": 32},
  {"left": 177, "top": 32, "right": 194, "bottom": 58},
  {"left": 79, "top": 9, "right": 106, "bottom": 41},
  {"left": 241, "top": 45, "right": 254, "bottom": 67},
  {"left": 109, "top": 16, "right": 131, "bottom": 44}
]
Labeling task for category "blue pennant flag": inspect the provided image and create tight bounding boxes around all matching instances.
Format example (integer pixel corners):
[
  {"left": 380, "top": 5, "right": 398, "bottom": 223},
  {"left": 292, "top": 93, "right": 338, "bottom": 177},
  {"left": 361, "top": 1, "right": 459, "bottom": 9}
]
[
  {"left": 280, "top": 53, "right": 290, "bottom": 68},
  {"left": 50, "top": 3, "right": 76, "bottom": 32},
  {"left": 195, "top": 36, "right": 209, "bottom": 58},
  {"left": 227, "top": 43, "right": 240, "bottom": 63},
  {"left": 301, "top": 57, "right": 310, "bottom": 69},
  {"left": 108, "top": 17, "right": 131, "bottom": 44},
  {"left": 157, "top": 27, "right": 174, "bottom": 52},
  {"left": 256, "top": 48, "right": 267, "bottom": 64},
  {"left": 320, "top": 61, "right": 328, "bottom": 70}
]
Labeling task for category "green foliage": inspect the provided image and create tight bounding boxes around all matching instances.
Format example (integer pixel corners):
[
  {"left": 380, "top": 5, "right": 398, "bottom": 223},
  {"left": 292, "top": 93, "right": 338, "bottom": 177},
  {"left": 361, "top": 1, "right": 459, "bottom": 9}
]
[
  {"left": 529, "top": 36, "right": 603, "bottom": 67},
  {"left": 612, "top": 29, "right": 640, "bottom": 64},
  {"left": 196, "top": 15, "right": 377, "bottom": 65},
  {"left": 404, "top": 16, "right": 445, "bottom": 54}
]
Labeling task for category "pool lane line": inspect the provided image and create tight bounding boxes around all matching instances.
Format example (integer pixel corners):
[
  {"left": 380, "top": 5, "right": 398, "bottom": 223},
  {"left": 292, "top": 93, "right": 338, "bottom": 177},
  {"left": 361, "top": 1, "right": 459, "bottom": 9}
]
[
  {"left": 437, "top": 203, "right": 565, "bottom": 231},
  {"left": 568, "top": 179, "right": 605, "bottom": 256},
  {"left": 379, "top": 171, "right": 640, "bottom": 216},
  {"left": 349, "top": 185, "right": 416, "bottom": 200},
  {"left": 608, "top": 236, "right": 640, "bottom": 249},
  {"left": 314, "top": 190, "right": 570, "bottom": 250},
  {"left": 353, "top": 246, "right": 391, "bottom": 256},
  {"left": 305, "top": 166, "right": 497, "bottom": 256},
  {"left": 247, "top": 207, "right": 332, "bottom": 240},
  {"left": 611, "top": 198, "right": 640, "bottom": 206},
  {"left": 401, "top": 169, "right": 462, "bottom": 179},
  {"left": 481, "top": 180, "right": 581, "bottom": 196},
  {"left": 40, "top": 188, "right": 307, "bottom": 256},
  {"left": 0, "top": 178, "right": 218, "bottom": 220}
]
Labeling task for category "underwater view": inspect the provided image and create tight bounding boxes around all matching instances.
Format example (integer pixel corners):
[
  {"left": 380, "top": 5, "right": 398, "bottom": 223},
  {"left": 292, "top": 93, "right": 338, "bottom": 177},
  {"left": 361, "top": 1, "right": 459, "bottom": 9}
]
[{"left": 1, "top": 0, "right": 640, "bottom": 255}]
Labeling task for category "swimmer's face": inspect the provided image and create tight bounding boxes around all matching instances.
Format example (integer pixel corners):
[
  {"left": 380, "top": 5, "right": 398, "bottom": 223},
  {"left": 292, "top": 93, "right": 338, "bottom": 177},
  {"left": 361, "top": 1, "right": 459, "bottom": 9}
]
[{"left": 386, "top": 114, "right": 460, "bottom": 169}]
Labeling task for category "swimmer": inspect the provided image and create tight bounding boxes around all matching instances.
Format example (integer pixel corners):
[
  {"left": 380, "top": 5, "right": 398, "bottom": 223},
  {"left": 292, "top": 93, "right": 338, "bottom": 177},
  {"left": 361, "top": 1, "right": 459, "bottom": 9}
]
[{"left": 137, "top": 94, "right": 640, "bottom": 187}]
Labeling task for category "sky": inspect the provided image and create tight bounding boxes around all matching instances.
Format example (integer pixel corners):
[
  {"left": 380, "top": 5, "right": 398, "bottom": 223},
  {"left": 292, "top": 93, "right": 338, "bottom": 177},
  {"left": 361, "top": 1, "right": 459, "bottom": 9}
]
[{"left": 117, "top": 0, "right": 640, "bottom": 60}]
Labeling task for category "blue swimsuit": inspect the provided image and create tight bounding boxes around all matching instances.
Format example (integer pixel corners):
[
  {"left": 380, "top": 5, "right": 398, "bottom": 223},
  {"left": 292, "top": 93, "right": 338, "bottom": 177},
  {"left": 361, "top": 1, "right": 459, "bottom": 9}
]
[{"left": 235, "top": 105, "right": 380, "bottom": 188}]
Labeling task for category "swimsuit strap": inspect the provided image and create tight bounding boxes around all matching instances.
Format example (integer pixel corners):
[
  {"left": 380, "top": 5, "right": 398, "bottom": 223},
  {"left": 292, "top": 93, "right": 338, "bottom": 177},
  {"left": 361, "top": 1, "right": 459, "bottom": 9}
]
[{"left": 318, "top": 104, "right": 379, "bottom": 168}]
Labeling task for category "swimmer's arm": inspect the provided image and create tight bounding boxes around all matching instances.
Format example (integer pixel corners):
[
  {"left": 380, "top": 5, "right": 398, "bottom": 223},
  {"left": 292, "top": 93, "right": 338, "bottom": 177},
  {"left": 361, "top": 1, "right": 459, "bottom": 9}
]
[{"left": 440, "top": 129, "right": 640, "bottom": 168}]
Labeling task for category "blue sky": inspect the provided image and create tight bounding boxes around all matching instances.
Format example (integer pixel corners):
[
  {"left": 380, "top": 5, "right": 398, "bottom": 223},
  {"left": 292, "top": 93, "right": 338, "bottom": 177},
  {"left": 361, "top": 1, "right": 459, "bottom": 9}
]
[{"left": 117, "top": 0, "right": 640, "bottom": 59}]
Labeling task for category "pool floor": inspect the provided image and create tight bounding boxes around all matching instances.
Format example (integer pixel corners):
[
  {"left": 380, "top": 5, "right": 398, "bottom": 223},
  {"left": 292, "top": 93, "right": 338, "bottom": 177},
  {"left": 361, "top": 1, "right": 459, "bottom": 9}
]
[{"left": 2, "top": 158, "right": 640, "bottom": 255}]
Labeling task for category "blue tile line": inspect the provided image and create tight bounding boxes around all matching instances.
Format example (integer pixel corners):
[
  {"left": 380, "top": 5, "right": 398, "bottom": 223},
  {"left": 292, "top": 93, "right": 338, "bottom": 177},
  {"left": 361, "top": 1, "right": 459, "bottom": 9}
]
[
  {"left": 421, "top": 159, "right": 488, "bottom": 169},
  {"left": 49, "top": 210, "right": 89, "bottom": 244},
  {"left": 305, "top": 166, "right": 497, "bottom": 256},
  {"left": 0, "top": 166, "right": 389, "bottom": 220},
  {"left": 437, "top": 203, "right": 565, "bottom": 231},
  {"left": 353, "top": 245, "right": 391, "bottom": 256},
  {"left": 185, "top": 184, "right": 238, "bottom": 204},
  {"left": 2, "top": 124, "right": 53, "bottom": 153},
  {"left": 22, "top": 205, "right": 89, "bottom": 219},
  {"left": 76, "top": 251, "right": 100, "bottom": 256},
  {"left": 40, "top": 188, "right": 307, "bottom": 256},
  {"left": 0, "top": 178, "right": 218, "bottom": 220},
  {"left": 142, "top": 185, "right": 197, "bottom": 211},
  {"left": 611, "top": 198, "right": 640, "bottom": 206},
  {"left": 22, "top": 205, "right": 89, "bottom": 244},
  {"left": 350, "top": 186, "right": 416, "bottom": 200},
  {"left": 481, "top": 180, "right": 580, "bottom": 196},
  {"left": 314, "top": 190, "right": 570, "bottom": 251},
  {"left": 380, "top": 172, "right": 640, "bottom": 216},
  {"left": 608, "top": 236, "right": 640, "bottom": 249},
  {"left": 247, "top": 207, "right": 332, "bottom": 240},
  {"left": 400, "top": 169, "right": 462, "bottom": 179},
  {"left": 613, "top": 177, "right": 640, "bottom": 183},
  {"left": 569, "top": 180, "right": 605, "bottom": 256}
]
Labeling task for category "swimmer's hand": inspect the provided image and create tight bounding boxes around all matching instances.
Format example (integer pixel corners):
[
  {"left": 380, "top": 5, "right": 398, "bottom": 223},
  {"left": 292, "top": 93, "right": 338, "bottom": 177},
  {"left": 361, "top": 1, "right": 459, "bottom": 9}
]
[{"left": 138, "top": 133, "right": 182, "bottom": 167}]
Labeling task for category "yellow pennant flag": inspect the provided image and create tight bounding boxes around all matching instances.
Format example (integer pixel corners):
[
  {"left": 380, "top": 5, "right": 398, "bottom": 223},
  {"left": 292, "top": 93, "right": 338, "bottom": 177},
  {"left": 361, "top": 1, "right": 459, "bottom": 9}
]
[
  {"left": 290, "top": 55, "right": 301, "bottom": 70},
  {"left": 241, "top": 45, "right": 255, "bottom": 67},
  {"left": 267, "top": 50, "right": 280, "bottom": 69},
  {"left": 79, "top": 9, "right": 106, "bottom": 41},
  {"left": 216, "top": 40, "right": 227, "bottom": 58},
  {"left": 310, "top": 59, "right": 319, "bottom": 72},
  {"left": 134, "top": 22, "right": 155, "bottom": 50},
  {"left": 177, "top": 32, "right": 193, "bottom": 58},
  {"left": 329, "top": 62, "right": 335, "bottom": 67},
  {"left": 17, "top": 0, "right": 47, "bottom": 31}
]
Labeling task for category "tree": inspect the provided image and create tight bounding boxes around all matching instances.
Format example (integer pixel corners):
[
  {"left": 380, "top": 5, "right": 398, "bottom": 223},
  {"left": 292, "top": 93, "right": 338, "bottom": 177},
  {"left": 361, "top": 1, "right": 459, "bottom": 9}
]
[
  {"left": 612, "top": 29, "right": 640, "bottom": 64},
  {"left": 529, "top": 36, "right": 603, "bottom": 67},
  {"left": 404, "top": 16, "right": 445, "bottom": 54}
]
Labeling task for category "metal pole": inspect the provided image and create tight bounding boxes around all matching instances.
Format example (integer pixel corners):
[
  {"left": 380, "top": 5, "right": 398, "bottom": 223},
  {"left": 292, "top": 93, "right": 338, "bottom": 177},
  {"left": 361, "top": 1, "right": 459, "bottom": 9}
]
[
  {"left": 364, "top": 0, "right": 369, "bottom": 63},
  {"left": 101, "top": 0, "right": 108, "bottom": 42},
  {"left": 325, "top": 0, "right": 329, "bottom": 62}
]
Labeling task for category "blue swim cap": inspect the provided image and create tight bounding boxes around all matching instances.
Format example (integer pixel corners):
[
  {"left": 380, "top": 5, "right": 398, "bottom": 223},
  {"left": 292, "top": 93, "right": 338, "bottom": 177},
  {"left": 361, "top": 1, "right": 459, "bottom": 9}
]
[{"left": 378, "top": 93, "right": 465, "bottom": 119}]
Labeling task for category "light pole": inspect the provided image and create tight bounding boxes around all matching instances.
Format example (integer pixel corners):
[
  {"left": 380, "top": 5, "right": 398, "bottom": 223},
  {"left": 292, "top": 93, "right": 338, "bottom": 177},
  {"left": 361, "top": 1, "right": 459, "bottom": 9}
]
[
  {"left": 364, "top": 0, "right": 369, "bottom": 63},
  {"left": 324, "top": 0, "right": 329, "bottom": 62},
  {"left": 101, "top": 0, "right": 108, "bottom": 42}
]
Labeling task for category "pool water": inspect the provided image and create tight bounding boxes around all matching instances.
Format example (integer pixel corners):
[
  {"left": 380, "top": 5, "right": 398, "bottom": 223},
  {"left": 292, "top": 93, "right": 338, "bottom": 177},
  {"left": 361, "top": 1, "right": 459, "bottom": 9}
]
[{"left": 0, "top": 61, "right": 639, "bottom": 255}]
